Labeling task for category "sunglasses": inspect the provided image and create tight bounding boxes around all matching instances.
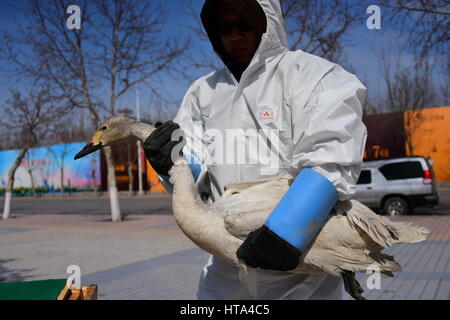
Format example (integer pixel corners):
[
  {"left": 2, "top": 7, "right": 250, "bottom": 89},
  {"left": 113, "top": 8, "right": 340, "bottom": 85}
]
[{"left": 217, "top": 20, "right": 254, "bottom": 35}]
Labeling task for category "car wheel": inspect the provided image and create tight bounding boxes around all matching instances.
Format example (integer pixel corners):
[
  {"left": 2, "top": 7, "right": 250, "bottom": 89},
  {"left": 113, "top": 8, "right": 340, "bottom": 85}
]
[{"left": 383, "top": 197, "right": 409, "bottom": 216}]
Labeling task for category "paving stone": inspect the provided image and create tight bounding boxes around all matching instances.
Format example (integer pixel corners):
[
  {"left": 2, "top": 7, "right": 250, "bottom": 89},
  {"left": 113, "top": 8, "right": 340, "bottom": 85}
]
[{"left": 1, "top": 213, "right": 448, "bottom": 300}]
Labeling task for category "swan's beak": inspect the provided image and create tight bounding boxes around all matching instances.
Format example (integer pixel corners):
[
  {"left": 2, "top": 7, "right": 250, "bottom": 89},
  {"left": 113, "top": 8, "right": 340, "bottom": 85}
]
[{"left": 74, "top": 131, "right": 103, "bottom": 160}]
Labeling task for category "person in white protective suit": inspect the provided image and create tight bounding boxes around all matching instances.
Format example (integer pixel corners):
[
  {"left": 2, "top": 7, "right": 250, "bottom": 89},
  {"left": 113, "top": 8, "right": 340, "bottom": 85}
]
[{"left": 143, "top": 0, "right": 367, "bottom": 300}]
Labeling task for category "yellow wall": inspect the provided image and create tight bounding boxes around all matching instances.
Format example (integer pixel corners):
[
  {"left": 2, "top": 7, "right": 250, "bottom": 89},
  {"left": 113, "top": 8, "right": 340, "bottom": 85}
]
[{"left": 406, "top": 106, "right": 450, "bottom": 181}]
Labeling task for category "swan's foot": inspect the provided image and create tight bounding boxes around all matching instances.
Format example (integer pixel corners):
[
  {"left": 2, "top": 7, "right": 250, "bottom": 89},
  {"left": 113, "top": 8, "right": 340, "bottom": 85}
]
[{"left": 342, "top": 271, "right": 366, "bottom": 300}]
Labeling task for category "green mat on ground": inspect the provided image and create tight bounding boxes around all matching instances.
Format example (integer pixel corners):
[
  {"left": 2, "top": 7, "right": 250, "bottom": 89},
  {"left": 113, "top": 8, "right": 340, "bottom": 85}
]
[{"left": 0, "top": 279, "right": 67, "bottom": 300}]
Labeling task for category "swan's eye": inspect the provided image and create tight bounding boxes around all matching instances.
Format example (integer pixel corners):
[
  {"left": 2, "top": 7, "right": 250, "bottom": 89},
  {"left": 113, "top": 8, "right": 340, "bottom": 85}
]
[{"left": 102, "top": 126, "right": 107, "bottom": 131}]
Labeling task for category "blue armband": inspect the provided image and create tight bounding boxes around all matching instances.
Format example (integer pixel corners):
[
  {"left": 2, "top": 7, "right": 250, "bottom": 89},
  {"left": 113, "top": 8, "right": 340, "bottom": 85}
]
[{"left": 264, "top": 168, "right": 338, "bottom": 252}]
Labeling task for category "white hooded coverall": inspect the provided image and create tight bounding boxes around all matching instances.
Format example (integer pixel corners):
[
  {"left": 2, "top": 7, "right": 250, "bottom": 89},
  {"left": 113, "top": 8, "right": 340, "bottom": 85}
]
[{"left": 173, "top": 0, "right": 367, "bottom": 300}]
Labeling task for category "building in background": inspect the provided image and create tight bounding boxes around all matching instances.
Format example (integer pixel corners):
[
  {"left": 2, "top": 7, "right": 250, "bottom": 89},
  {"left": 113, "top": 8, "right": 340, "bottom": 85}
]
[
  {"left": 363, "top": 105, "right": 450, "bottom": 182},
  {"left": 363, "top": 111, "right": 406, "bottom": 160}
]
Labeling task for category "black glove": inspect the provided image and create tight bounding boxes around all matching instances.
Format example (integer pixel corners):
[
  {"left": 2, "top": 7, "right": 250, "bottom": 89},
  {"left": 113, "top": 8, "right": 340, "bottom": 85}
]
[
  {"left": 236, "top": 225, "right": 302, "bottom": 271},
  {"left": 143, "top": 121, "right": 184, "bottom": 176}
]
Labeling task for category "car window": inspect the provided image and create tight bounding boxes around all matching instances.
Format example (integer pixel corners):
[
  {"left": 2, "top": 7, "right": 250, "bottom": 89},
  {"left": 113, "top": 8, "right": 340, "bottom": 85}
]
[
  {"left": 379, "top": 161, "right": 423, "bottom": 180},
  {"left": 357, "top": 170, "right": 371, "bottom": 184}
]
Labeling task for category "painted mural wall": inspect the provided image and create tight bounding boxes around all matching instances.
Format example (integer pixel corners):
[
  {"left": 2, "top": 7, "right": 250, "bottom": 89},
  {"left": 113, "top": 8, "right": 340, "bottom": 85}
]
[{"left": 0, "top": 142, "right": 100, "bottom": 192}]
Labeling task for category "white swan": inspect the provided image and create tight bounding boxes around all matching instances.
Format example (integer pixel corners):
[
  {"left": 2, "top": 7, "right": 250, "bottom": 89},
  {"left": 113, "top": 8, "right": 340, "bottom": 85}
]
[{"left": 75, "top": 117, "right": 429, "bottom": 299}]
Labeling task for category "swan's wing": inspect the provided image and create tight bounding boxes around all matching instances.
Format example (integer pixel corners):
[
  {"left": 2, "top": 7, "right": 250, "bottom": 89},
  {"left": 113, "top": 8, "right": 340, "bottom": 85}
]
[
  {"left": 212, "top": 175, "right": 291, "bottom": 237},
  {"left": 300, "top": 247, "right": 402, "bottom": 277},
  {"left": 346, "top": 200, "right": 429, "bottom": 248},
  {"left": 207, "top": 175, "right": 290, "bottom": 218},
  {"left": 224, "top": 208, "right": 272, "bottom": 240}
]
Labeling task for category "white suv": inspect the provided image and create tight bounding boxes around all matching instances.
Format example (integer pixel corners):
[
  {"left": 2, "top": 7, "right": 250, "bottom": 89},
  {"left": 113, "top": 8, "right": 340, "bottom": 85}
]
[{"left": 354, "top": 156, "right": 439, "bottom": 215}]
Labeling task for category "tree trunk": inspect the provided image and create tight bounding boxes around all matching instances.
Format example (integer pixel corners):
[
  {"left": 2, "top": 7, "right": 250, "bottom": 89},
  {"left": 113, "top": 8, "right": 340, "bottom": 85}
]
[
  {"left": 60, "top": 165, "right": 65, "bottom": 197},
  {"left": 91, "top": 152, "right": 99, "bottom": 197},
  {"left": 25, "top": 153, "right": 36, "bottom": 197},
  {"left": 127, "top": 143, "right": 134, "bottom": 196},
  {"left": 104, "top": 147, "right": 121, "bottom": 222},
  {"left": 92, "top": 166, "right": 98, "bottom": 196},
  {"left": 128, "top": 164, "right": 134, "bottom": 196},
  {"left": 405, "top": 132, "right": 414, "bottom": 156},
  {"left": 137, "top": 141, "right": 144, "bottom": 196},
  {"left": 28, "top": 168, "right": 36, "bottom": 197},
  {"left": 404, "top": 112, "right": 420, "bottom": 156},
  {"left": 3, "top": 148, "right": 28, "bottom": 220}
]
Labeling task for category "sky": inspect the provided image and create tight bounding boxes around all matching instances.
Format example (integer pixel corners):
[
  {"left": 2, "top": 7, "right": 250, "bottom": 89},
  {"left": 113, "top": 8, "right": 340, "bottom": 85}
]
[{"left": 0, "top": 0, "right": 445, "bottom": 121}]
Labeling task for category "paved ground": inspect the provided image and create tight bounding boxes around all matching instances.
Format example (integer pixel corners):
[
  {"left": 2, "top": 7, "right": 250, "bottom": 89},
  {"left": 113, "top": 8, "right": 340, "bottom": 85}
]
[
  {"left": 1, "top": 187, "right": 449, "bottom": 216},
  {"left": 0, "top": 193, "right": 172, "bottom": 216},
  {"left": 0, "top": 189, "right": 449, "bottom": 300},
  {"left": 0, "top": 213, "right": 205, "bottom": 299}
]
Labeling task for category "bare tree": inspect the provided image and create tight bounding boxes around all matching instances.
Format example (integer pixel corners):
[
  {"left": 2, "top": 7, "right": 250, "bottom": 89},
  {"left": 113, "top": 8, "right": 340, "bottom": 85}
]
[
  {"left": 281, "top": 0, "right": 365, "bottom": 62},
  {"left": 378, "top": 51, "right": 438, "bottom": 156},
  {"left": 381, "top": 0, "right": 449, "bottom": 106},
  {"left": 1, "top": 89, "right": 65, "bottom": 220},
  {"left": 1, "top": 0, "right": 189, "bottom": 222},
  {"left": 380, "top": 0, "right": 449, "bottom": 61}
]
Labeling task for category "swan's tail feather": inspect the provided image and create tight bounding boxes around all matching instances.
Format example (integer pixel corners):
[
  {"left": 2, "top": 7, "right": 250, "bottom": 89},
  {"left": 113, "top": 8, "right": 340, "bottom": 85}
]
[
  {"left": 347, "top": 200, "right": 429, "bottom": 248},
  {"left": 341, "top": 251, "right": 402, "bottom": 274},
  {"left": 341, "top": 253, "right": 402, "bottom": 275},
  {"left": 303, "top": 248, "right": 402, "bottom": 277},
  {"left": 388, "top": 222, "right": 430, "bottom": 244}
]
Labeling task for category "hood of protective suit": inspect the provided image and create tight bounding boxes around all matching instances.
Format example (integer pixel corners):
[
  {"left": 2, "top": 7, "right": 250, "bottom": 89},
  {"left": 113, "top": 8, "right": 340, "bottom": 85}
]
[{"left": 201, "top": 0, "right": 288, "bottom": 78}]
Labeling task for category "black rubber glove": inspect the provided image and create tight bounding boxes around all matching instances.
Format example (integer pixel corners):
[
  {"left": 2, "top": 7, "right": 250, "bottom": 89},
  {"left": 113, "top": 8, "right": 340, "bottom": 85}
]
[
  {"left": 236, "top": 225, "right": 302, "bottom": 271},
  {"left": 143, "top": 121, "right": 183, "bottom": 176}
]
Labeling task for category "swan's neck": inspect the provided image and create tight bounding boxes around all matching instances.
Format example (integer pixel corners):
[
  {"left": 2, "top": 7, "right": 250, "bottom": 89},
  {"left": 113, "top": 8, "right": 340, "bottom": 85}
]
[
  {"left": 169, "top": 159, "right": 242, "bottom": 266},
  {"left": 170, "top": 159, "right": 200, "bottom": 209},
  {"left": 131, "top": 122, "right": 155, "bottom": 142}
]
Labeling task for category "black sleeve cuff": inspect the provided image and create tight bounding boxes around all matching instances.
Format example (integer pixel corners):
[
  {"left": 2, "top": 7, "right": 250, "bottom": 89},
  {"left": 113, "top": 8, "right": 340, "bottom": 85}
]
[{"left": 236, "top": 225, "right": 302, "bottom": 271}]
